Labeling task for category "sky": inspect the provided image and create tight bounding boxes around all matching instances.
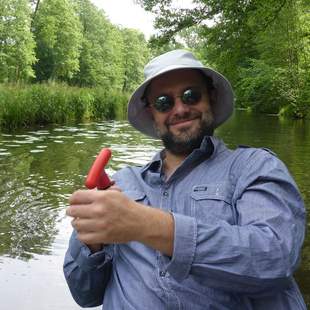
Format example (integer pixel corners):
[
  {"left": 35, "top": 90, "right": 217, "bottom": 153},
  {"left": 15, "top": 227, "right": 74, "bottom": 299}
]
[
  {"left": 90, "top": 0, "right": 195, "bottom": 39},
  {"left": 90, "top": 0, "right": 156, "bottom": 39}
]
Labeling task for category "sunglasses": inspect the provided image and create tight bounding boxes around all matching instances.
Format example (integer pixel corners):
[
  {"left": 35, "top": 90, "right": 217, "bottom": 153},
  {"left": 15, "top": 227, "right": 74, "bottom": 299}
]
[{"left": 149, "top": 87, "right": 203, "bottom": 113}]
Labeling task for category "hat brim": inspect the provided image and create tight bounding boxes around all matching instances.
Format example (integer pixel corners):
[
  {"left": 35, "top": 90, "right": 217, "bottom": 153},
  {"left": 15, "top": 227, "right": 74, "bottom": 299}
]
[{"left": 127, "top": 65, "right": 234, "bottom": 139}]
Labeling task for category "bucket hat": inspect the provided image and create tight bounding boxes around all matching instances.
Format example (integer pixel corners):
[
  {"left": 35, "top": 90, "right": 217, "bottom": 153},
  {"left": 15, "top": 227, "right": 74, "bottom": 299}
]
[{"left": 127, "top": 49, "right": 234, "bottom": 138}]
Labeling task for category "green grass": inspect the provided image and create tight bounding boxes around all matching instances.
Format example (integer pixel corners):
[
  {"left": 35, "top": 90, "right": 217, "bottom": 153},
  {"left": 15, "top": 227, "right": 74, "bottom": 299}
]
[{"left": 0, "top": 83, "right": 128, "bottom": 129}]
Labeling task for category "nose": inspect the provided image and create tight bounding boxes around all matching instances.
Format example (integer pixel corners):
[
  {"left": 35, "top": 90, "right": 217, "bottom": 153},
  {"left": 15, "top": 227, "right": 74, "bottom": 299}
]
[{"left": 172, "top": 96, "right": 191, "bottom": 114}]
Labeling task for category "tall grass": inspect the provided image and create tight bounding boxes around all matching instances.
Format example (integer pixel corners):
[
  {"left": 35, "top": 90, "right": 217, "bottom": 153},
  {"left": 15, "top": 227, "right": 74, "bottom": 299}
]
[{"left": 0, "top": 83, "right": 128, "bottom": 129}]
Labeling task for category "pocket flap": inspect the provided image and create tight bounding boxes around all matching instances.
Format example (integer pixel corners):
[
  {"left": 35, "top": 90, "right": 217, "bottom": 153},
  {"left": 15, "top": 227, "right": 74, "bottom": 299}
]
[{"left": 190, "top": 182, "right": 232, "bottom": 204}]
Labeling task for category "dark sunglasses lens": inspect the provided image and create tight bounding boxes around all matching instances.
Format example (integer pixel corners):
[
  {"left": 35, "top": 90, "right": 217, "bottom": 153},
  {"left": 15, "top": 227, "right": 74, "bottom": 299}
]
[
  {"left": 154, "top": 95, "right": 174, "bottom": 112},
  {"left": 182, "top": 89, "right": 201, "bottom": 105}
]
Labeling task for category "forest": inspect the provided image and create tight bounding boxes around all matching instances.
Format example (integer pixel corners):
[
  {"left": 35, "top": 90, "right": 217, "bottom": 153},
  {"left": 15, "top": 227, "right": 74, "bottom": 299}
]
[
  {"left": 0, "top": 0, "right": 309, "bottom": 128},
  {"left": 138, "top": 0, "right": 309, "bottom": 118}
]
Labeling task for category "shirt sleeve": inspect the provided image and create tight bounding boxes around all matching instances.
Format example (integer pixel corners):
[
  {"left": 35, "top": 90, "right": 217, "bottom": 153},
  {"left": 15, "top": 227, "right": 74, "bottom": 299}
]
[
  {"left": 164, "top": 149, "right": 306, "bottom": 296},
  {"left": 63, "top": 230, "right": 113, "bottom": 307}
]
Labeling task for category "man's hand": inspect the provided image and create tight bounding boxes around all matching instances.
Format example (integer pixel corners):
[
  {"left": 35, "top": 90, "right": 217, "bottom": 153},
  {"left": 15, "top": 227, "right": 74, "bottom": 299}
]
[
  {"left": 67, "top": 189, "right": 143, "bottom": 244},
  {"left": 66, "top": 189, "right": 174, "bottom": 256}
]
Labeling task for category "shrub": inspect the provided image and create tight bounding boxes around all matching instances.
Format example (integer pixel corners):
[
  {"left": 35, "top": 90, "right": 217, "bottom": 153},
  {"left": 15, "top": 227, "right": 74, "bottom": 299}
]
[{"left": 0, "top": 83, "right": 129, "bottom": 129}]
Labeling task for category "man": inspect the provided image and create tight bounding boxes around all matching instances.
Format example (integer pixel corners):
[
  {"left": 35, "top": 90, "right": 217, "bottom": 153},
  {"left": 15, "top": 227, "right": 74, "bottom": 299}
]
[{"left": 64, "top": 50, "right": 306, "bottom": 309}]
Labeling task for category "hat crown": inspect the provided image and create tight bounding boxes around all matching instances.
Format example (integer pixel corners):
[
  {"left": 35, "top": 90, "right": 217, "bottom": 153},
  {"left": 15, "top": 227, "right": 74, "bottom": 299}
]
[{"left": 144, "top": 49, "right": 204, "bottom": 79}]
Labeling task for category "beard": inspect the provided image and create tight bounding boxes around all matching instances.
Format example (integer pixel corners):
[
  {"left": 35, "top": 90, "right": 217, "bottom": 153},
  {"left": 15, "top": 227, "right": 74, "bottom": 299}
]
[{"left": 155, "top": 110, "right": 214, "bottom": 156}]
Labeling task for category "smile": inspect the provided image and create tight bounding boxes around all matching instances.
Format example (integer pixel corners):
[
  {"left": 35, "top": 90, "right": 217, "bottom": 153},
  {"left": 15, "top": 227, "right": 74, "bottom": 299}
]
[{"left": 169, "top": 117, "right": 199, "bottom": 128}]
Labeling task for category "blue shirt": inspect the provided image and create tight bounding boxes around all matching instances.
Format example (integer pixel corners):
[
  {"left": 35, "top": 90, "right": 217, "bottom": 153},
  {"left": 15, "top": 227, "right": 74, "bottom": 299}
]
[{"left": 64, "top": 136, "right": 306, "bottom": 309}]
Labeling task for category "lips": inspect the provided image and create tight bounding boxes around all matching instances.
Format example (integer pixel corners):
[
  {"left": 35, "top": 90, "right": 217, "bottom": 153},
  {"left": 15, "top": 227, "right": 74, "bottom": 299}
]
[
  {"left": 168, "top": 116, "right": 199, "bottom": 127},
  {"left": 171, "top": 120, "right": 195, "bottom": 128}
]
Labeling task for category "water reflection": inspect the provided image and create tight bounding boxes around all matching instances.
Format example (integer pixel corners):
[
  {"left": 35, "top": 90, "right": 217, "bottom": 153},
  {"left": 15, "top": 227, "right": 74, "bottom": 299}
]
[
  {"left": 0, "top": 112, "right": 309, "bottom": 308},
  {"left": 0, "top": 121, "right": 161, "bottom": 262}
]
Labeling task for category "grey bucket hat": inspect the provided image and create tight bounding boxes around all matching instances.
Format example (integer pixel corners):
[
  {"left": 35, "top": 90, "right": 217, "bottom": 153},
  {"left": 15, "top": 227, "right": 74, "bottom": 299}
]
[{"left": 127, "top": 49, "right": 234, "bottom": 138}]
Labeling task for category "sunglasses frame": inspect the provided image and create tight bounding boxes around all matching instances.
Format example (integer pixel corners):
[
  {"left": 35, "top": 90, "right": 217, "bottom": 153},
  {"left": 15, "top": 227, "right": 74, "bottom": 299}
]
[{"left": 149, "top": 87, "right": 204, "bottom": 113}]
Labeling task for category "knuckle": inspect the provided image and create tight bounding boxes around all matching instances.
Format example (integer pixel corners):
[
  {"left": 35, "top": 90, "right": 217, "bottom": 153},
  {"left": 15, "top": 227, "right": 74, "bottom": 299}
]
[
  {"left": 71, "top": 218, "right": 79, "bottom": 230},
  {"left": 98, "top": 218, "right": 108, "bottom": 231},
  {"left": 69, "top": 190, "right": 83, "bottom": 204},
  {"left": 66, "top": 206, "right": 75, "bottom": 217},
  {"left": 71, "top": 218, "right": 76, "bottom": 227},
  {"left": 91, "top": 204, "right": 106, "bottom": 218},
  {"left": 99, "top": 190, "right": 110, "bottom": 201}
]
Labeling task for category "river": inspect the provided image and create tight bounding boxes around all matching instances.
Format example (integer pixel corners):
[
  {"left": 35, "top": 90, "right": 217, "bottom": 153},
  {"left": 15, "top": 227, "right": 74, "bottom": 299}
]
[{"left": 0, "top": 110, "right": 309, "bottom": 309}]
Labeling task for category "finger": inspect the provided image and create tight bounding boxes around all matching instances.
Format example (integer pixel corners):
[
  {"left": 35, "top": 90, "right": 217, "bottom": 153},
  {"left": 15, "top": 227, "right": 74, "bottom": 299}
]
[
  {"left": 71, "top": 217, "right": 101, "bottom": 232},
  {"left": 69, "top": 189, "right": 98, "bottom": 205},
  {"left": 76, "top": 231, "right": 105, "bottom": 245},
  {"left": 66, "top": 204, "right": 93, "bottom": 218}
]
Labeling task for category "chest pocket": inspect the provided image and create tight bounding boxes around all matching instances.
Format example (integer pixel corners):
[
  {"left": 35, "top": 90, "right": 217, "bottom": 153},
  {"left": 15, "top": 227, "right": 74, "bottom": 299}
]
[{"left": 190, "top": 182, "right": 236, "bottom": 225}]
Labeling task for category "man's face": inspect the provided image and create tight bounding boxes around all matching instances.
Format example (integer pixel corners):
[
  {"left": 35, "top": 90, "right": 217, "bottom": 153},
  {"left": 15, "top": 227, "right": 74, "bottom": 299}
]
[{"left": 146, "top": 69, "right": 214, "bottom": 155}]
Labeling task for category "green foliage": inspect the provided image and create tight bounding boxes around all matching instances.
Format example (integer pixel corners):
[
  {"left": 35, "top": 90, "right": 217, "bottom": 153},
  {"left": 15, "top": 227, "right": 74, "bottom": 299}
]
[
  {"left": 138, "top": 0, "right": 310, "bottom": 118},
  {"left": 0, "top": 83, "right": 128, "bottom": 129},
  {"left": 33, "top": 0, "right": 83, "bottom": 81},
  {"left": 236, "top": 59, "right": 290, "bottom": 114},
  {"left": 30, "top": 0, "right": 149, "bottom": 93},
  {"left": 0, "top": 0, "right": 151, "bottom": 128},
  {"left": 72, "top": 1, "right": 150, "bottom": 92},
  {"left": 0, "top": 0, "right": 36, "bottom": 82},
  {"left": 73, "top": 0, "right": 123, "bottom": 88},
  {"left": 90, "top": 88, "right": 128, "bottom": 120},
  {"left": 120, "top": 28, "right": 151, "bottom": 93},
  {"left": 148, "top": 35, "right": 184, "bottom": 58}
]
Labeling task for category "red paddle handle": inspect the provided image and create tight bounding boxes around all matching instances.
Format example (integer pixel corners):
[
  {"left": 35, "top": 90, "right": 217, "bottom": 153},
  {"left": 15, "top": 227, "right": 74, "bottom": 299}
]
[{"left": 85, "top": 148, "right": 112, "bottom": 190}]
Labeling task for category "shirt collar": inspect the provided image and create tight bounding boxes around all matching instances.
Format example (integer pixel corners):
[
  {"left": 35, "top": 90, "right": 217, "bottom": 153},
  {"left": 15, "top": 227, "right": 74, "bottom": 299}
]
[{"left": 141, "top": 135, "right": 220, "bottom": 175}]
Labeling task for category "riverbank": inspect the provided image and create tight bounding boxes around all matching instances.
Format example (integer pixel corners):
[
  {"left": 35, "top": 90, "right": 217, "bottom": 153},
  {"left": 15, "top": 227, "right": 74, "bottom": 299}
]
[
  {"left": 0, "top": 83, "right": 128, "bottom": 129},
  {"left": 1, "top": 83, "right": 308, "bottom": 130}
]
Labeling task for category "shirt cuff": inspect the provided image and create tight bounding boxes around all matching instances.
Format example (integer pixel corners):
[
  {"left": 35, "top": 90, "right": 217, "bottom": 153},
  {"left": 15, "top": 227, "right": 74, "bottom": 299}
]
[
  {"left": 69, "top": 232, "right": 113, "bottom": 272},
  {"left": 165, "top": 213, "right": 197, "bottom": 281}
]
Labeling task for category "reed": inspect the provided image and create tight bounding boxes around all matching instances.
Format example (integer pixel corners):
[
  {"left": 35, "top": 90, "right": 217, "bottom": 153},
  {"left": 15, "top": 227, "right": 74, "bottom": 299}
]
[{"left": 0, "top": 83, "right": 128, "bottom": 129}]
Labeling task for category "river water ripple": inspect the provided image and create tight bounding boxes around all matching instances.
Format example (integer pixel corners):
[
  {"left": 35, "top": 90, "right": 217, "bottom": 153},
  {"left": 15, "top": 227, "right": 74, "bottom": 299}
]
[{"left": 0, "top": 112, "right": 309, "bottom": 309}]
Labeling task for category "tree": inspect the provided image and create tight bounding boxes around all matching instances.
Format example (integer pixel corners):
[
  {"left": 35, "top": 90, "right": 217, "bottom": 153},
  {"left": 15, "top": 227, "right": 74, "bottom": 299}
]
[
  {"left": 72, "top": 0, "right": 124, "bottom": 88},
  {"left": 72, "top": 0, "right": 150, "bottom": 93},
  {"left": 33, "top": 0, "right": 82, "bottom": 81},
  {"left": 0, "top": 0, "right": 36, "bottom": 82},
  {"left": 235, "top": 0, "right": 310, "bottom": 116},
  {"left": 136, "top": 0, "right": 310, "bottom": 118},
  {"left": 29, "top": 0, "right": 41, "bottom": 19},
  {"left": 120, "top": 28, "right": 150, "bottom": 93}
]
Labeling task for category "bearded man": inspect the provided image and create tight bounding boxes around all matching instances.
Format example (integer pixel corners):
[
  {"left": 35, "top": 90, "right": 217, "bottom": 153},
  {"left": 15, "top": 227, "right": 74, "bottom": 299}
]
[{"left": 64, "top": 50, "right": 306, "bottom": 309}]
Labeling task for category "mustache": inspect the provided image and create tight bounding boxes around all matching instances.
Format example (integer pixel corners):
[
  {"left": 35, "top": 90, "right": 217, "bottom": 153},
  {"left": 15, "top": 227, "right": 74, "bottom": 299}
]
[{"left": 166, "top": 111, "right": 201, "bottom": 126}]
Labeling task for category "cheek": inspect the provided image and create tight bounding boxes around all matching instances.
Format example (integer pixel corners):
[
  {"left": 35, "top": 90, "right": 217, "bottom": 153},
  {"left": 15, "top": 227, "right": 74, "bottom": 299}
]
[
  {"left": 154, "top": 117, "right": 168, "bottom": 131},
  {"left": 197, "top": 100, "right": 213, "bottom": 116},
  {"left": 153, "top": 115, "right": 170, "bottom": 135},
  {"left": 206, "top": 103, "right": 214, "bottom": 117},
  {"left": 150, "top": 109, "right": 167, "bottom": 126}
]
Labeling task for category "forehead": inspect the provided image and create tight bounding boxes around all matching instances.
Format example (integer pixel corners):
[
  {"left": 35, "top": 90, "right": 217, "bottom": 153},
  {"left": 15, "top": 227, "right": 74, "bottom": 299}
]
[{"left": 147, "top": 69, "right": 205, "bottom": 96}]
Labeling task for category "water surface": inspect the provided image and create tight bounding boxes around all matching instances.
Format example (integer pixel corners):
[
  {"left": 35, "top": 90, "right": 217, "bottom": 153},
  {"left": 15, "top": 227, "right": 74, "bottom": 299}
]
[{"left": 0, "top": 111, "right": 309, "bottom": 309}]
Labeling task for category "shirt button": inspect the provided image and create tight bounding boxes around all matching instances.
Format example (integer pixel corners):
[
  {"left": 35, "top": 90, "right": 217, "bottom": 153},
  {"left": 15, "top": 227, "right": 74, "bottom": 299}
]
[
  {"left": 159, "top": 271, "right": 166, "bottom": 277},
  {"left": 163, "top": 191, "right": 169, "bottom": 197}
]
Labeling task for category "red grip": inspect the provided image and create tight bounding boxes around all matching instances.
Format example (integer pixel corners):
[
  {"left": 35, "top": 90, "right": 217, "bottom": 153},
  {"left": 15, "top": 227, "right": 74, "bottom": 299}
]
[{"left": 85, "top": 148, "right": 112, "bottom": 189}]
